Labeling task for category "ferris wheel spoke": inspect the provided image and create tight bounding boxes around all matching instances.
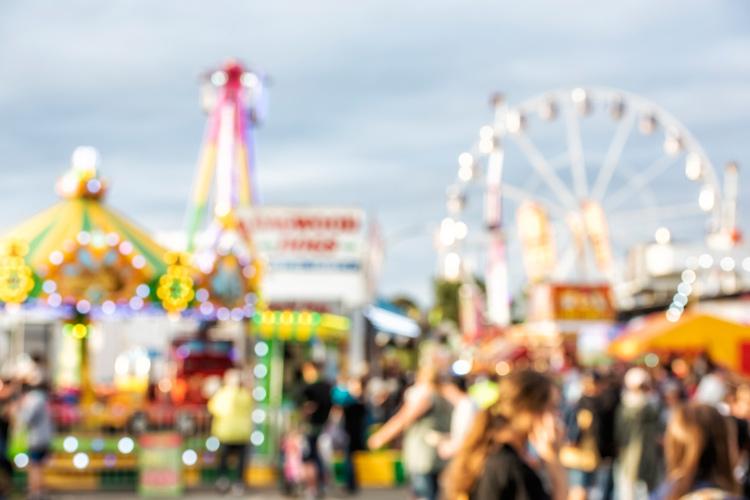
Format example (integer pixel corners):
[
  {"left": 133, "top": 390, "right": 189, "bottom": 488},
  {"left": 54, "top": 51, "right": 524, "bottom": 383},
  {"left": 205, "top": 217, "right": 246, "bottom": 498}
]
[
  {"left": 591, "top": 111, "right": 636, "bottom": 201},
  {"left": 609, "top": 203, "right": 703, "bottom": 223},
  {"left": 564, "top": 103, "right": 588, "bottom": 199},
  {"left": 502, "top": 183, "right": 568, "bottom": 215},
  {"left": 605, "top": 154, "right": 679, "bottom": 211},
  {"left": 509, "top": 134, "right": 578, "bottom": 209}
]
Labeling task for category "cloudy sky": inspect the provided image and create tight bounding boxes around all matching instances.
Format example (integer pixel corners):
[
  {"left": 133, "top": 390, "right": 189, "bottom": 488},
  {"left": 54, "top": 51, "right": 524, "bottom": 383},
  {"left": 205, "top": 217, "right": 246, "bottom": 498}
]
[{"left": 1, "top": 1, "right": 748, "bottom": 305}]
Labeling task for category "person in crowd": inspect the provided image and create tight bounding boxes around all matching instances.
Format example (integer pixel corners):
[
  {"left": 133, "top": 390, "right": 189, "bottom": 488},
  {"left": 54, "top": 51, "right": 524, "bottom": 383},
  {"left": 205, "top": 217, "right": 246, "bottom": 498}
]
[
  {"left": 300, "top": 362, "right": 333, "bottom": 498},
  {"left": 0, "top": 375, "right": 17, "bottom": 500},
  {"left": 615, "top": 367, "right": 662, "bottom": 500},
  {"left": 593, "top": 369, "right": 621, "bottom": 500},
  {"left": 339, "top": 377, "right": 367, "bottom": 495},
  {"left": 564, "top": 370, "right": 603, "bottom": 500},
  {"left": 367, "top": 365, "right": 451, "bottom": 500},
  {"left": 443, "top": 369, "right": 567, "bottom": 500},
  {"left": 652, "top": 403, "right": 740, "bottom": 500},
  {"left": 15, "top": 368, "right": 53, "bottom": 500},
  {"left": 435, "top": 374, "right": 477, "bottom": 460},
  {"left": 727, "top": 383, "right": 750, "bottom": 497},
  {"left": 207, "top": 369, "right": 253, "bottom": 495},
  {"left": 693, "top": 365, "right": 728, "bottom": 408}
]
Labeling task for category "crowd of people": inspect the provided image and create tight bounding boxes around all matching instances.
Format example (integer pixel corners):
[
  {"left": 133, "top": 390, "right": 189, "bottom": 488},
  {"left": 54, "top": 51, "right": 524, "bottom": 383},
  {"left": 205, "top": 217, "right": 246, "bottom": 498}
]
[
  {"left": 364, "top": 352, "right": 750, "bottom": 500},
  {"left": 0, "top": 354, "right": 53, "bottom": 500},
  {"left": 4, "top": 349, "right": 750, "bottom": 500},
  {"left": 266, "top": 352, "right": 750, "bottom": 500}
]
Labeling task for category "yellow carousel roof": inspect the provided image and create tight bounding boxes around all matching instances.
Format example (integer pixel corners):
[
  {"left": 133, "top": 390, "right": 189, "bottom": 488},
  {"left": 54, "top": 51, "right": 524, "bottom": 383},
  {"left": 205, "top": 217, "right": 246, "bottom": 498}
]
[{"left": 1, "top": 148, "right": 168, "bottom": 306}]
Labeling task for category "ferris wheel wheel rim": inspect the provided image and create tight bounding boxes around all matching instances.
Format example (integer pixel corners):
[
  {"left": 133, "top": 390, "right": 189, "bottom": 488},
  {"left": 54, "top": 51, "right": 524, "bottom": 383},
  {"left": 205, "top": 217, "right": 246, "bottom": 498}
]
[{"left": 484, "top": 85, "right": 722, "bottom": 196}]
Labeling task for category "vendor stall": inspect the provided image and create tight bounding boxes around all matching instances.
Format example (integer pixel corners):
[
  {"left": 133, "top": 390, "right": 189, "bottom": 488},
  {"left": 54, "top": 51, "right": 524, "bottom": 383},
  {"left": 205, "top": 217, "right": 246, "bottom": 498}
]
[{"left": 610, "top": 311, "right": 750, "bottom": 375}]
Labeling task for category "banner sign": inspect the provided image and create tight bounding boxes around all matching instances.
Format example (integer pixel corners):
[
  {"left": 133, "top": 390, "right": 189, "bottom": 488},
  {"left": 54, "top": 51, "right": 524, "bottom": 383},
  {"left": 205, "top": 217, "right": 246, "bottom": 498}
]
[
  {"left": 243, "top": 206, "right": 366, "bottom": 272},
  {"left": 528, "top": 283, "right": 615, "bottom": 322},
  {"left": 138, "top": 432, "right": 183, "bottom": 497}
]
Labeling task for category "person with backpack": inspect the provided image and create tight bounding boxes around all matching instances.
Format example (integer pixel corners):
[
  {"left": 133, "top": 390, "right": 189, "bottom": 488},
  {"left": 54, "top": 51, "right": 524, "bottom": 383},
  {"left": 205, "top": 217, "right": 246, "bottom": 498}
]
[{"left": 367, "top": 365, "right": 451, "bottom": 500}]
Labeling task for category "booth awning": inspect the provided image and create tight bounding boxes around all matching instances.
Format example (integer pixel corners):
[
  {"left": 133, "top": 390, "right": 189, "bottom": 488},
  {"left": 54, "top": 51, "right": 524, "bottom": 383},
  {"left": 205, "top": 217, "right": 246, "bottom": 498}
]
[
  {"left": 364, "top": 302, "right": 420, "bottom": 338},
  {"left": 609, "top": 311, "right": 750, "bottom": 374},
  {"left": 252, "top": 309, "right": 350, "bottom": 343}
]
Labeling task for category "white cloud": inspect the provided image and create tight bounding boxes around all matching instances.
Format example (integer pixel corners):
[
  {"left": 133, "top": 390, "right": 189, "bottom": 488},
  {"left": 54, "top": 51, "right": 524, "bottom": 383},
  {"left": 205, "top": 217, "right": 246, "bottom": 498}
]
[{"left": 0, "top": 0, "right": 748, "bottom": 303}]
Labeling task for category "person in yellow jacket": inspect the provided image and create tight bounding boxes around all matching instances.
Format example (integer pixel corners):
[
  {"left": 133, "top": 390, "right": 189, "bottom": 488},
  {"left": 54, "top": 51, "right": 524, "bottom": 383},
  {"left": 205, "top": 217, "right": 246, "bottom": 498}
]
[{"left": 208, "top": 369, "right": 253, "bottom": 494}]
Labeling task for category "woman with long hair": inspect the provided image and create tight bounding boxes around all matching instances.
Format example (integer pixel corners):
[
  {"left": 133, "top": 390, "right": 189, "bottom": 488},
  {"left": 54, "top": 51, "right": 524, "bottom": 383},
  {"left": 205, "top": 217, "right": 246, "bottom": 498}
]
[
  {"left": 652, "top": 403, "right": 740, "bottom": 500},
  {"left": 443, "top": 370, "right": 567, "bottom": 500}
]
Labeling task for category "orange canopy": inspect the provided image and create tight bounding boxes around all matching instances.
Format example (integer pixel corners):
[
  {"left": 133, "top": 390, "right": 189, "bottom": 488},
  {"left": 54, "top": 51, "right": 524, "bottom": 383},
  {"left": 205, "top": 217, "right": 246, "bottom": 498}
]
[{"left": 609, "top": 312, "right": 750, "bottom": 373}]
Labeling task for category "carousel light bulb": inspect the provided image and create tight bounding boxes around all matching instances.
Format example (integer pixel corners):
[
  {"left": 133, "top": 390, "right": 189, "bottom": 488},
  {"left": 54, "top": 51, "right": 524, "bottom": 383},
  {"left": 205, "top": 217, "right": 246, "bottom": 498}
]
[
  {"left": 118, "top": 437, "right": 135, "bottom": 454},
  {"left": 231, "top": 308, "right": 244, "bottom": 321},
  {"left": 42, "top": 280, "right": 57, "bottom": 294},
  {"left": 73, "top": 452, "right": 89, "bottom": 470},
  {"left": 63, "top": 436, "right": 79, "bottom": 453},
  {"left": 452, "top": 359, "right": 471, "bottom": 376},
  {"left": 677, "top": 282, "right": 692, "bottom": 295},
  {"left": 196, "top": 288, "right": 209, "bottom": 302},
  {"left": 685, "top": 153, "right": 702, "bottom": 181},
  {"left": 87, "top": 179, "right": 102, "bottom": 194},
  {"left": 102, "top": 301, "right": 116, "bottom": 315},
  {"left": 76, "top": 300, "right": 91, "bottom": 314},
  {"left": 654, "top": 227, "right": 671, "bottom": 245},
  {"left": 119, "top": 241, "right": 133, "bottom": 255},
  {"left": 14, "top": 454, "right": 29, "bottom": 469},
  {"left": 206, "top": 437, "right": 220, "bottom": 453},
  {"left": 132, "top": 255, "right": 146, "bottom": 269},
  {"left": 76, "top": 231, "right": 91, "bottom": 246},
  {"left": 71, "top": 146, "right": 99, "bottom": 174},
  {"left": 698, "top": 185, "right": 715, "bottom": 212},
  {"left": 129, "top": 296, "right": 144, "bottom": 310},
  {"left": 181, "top": 449, "right": 198, "bottom": 467},
  {"left": 49, "top": 251, "right": 64, "bottom": 266}
]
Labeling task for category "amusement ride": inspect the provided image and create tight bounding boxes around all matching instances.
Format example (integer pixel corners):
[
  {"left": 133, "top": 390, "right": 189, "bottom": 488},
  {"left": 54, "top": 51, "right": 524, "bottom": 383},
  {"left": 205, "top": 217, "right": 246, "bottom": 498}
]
[{"left": 437, "top": 87, "right": 742, "bottom": 331}]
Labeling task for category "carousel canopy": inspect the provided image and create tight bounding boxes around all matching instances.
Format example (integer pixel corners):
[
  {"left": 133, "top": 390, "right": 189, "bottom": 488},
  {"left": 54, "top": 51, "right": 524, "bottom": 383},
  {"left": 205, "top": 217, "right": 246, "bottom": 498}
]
[{"left": 1, "top": 147, "right": 168, "bottom": 310}]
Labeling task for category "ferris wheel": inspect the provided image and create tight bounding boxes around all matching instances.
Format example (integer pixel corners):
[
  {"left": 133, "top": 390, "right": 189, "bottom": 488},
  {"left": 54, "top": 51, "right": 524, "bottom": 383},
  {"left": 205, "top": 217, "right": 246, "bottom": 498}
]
[{"left": 438, "top": 87, "right": 726, "bottom": 324}]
